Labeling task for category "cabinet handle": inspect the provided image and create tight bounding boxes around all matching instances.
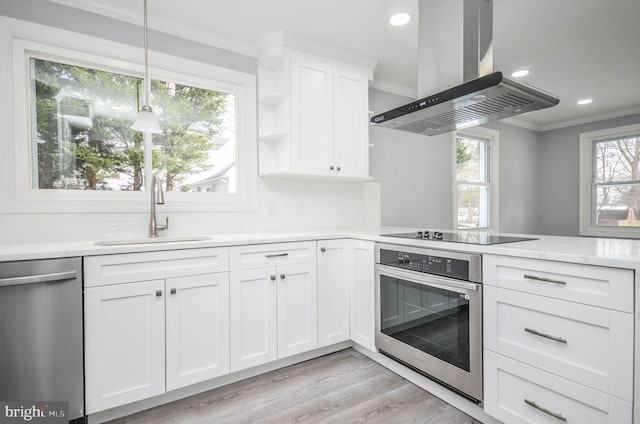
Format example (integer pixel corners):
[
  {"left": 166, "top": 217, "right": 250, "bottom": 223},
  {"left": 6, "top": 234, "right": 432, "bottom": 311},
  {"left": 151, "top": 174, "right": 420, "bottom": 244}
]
[
  {"left": 155, "top": 290, "right": 162, "bottom": 297},
  {"left": 329, "top": 165, "right": 334, "bottom": 171},
  {"left": 524, "top": 327, "right": 567, "bottom": 344},
  {"left": 320, "top": 247, "right": 326, "bottom": 253},
  {"left": 280, "top": 273, "right": 286, "bottom": 279},
  {"left": 523, "top": 274, "right": 567, "bottom": 285},
  {"left": 270, "top": 275, "right": 276, "bottom": 281},
  {"left": 170, "top": 288, "right": 176, "bottom": 295},
  {"left": 266, "top": 253, "right": 288, "bottom": 258},
  {"left": 336, "top": 166, "right": 341, "bottom": 171},
  {"left": 524, "top": 399, "right": 567, "bottom": 422}
]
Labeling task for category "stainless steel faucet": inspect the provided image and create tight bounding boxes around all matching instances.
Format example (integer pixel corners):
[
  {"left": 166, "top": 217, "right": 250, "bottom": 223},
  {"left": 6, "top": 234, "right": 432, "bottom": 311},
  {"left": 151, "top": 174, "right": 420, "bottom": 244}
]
[{"left": 149, "top": 175, "right": 169, "bottom": 238}]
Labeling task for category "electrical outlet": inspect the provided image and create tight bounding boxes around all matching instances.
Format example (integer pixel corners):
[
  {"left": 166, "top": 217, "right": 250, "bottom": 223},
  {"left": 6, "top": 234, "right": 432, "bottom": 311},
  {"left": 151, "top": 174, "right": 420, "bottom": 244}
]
[
  {"left": 266, "top": 202, "right": 276, "bottom": 217},
  {"left": 296, "top": 202, "right": 308, "bottom": 216}
]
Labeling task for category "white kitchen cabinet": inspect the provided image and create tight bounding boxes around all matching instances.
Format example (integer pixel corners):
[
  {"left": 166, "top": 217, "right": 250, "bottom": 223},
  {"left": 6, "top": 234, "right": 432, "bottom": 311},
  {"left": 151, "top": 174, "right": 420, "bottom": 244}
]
[
  {"left": 484, "top": 350, "right": 632, "bottom": 424},
  {"left": 349, "top": 239, "right": 375, "bottom": 352},
  {"left": 229, "top": 241, "right": 317, "bottom": 372},
  {"left": 85, "top": 280, "right": 166, "bottom": 413},
  {"left": 84, "top": 248, "right": 230, "bottom": 413},
  {"left": 317, "top": 239, "right": 350, "bottom": 347},
  {"left": 276, "top": 262, "right": 318, "bottom": 358},
  {"left": 483, "top": 254, "right": 635, "bottom": 424},
  {"left": 258, "top": 38, "right": 372, "bottom": 179},
  {"left": 229, "top": 268, "right": 278, "bottom": 372},
  {"left": 165, "top": 273, "right": 230, "bottom": 391}
]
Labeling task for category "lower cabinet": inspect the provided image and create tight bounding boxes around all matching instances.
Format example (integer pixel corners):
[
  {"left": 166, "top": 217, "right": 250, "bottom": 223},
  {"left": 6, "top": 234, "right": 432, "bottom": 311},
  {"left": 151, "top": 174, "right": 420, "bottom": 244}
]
[
  {"left": 317, "top": 239, "right": 350, "bottom": 347},
  {"left": 349, "top": 239, "right": 375, "bottom": 352},
  {"left": 483, "top": 254, "right": 634, "bottom": 424},
  {"left": 484, "top": 350, "right": 632, "bottom": 423},
  {"left": 166, "top": 273, "right": 230, "bottom": 391},
  {"left": 84, "top": 249, "right": 230, "bottom": 414},
  {"left": 85, "top": 280, "right": 166, "bottom": 413},
  {"left": 229, "top": 241, "right": 318, "bottom": 372}
]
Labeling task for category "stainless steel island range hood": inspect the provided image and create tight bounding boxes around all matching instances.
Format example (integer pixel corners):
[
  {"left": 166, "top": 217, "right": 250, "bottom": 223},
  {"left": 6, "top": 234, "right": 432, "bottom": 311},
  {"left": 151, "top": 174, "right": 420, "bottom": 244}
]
[{"left": 370, "top": 0, "right": 559, "bottom": 136}]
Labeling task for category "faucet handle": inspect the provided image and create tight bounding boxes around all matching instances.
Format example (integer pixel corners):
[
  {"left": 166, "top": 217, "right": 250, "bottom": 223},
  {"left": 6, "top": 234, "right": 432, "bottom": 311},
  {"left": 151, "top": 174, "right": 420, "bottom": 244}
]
[{"left": 157, "top": 217, "right": 169, "bottom": 232}]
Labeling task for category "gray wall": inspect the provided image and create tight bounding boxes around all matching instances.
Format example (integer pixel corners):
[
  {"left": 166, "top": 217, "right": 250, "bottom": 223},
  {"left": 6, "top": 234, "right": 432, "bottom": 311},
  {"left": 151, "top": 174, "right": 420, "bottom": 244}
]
[
  {"left": 0, "top": 0, "right": 256, "bottom": 74},
  {"left": 536, "top": 113, "right": 640, "bottom": 236},
  {"left": 484, "top": 121, "right": 540, "bottom": 234},
  {"left": 369, "top": 88, "right": 453, "bottom": 229}
]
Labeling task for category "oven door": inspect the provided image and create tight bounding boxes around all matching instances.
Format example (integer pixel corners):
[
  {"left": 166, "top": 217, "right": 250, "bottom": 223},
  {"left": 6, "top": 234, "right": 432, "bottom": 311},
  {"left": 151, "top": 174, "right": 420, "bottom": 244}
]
[{"left": 375, "top": 264, "right": 482, "bottom": 402}]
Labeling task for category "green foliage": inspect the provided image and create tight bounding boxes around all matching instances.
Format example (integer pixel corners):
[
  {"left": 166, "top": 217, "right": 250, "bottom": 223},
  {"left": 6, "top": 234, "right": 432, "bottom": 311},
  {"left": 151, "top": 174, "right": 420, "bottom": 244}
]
[
  {"left": 32, "top": 58, "right": 229, "bottom": 191},
  {"left": 456, "top": 137, "right": 473, "bottom": 164}
]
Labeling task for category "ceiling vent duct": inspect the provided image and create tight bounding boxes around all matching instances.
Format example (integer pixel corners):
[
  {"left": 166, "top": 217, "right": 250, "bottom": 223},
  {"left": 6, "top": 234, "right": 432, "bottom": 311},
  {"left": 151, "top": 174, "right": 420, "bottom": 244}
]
[{"left": 370, "top": 0, "right": 559, "bottom": 136}]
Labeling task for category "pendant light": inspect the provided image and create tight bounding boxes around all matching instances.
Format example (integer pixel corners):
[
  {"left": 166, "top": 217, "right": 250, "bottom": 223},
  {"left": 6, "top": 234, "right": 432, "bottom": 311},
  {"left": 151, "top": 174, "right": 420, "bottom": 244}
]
[{"left": 131, "top": 0, "right": 162, "bottom": 134}]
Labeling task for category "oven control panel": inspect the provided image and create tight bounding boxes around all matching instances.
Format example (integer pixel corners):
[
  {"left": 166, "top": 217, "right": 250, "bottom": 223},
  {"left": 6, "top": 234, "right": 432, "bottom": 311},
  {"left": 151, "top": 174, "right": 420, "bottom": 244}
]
[{"left": 379, "top": 248, "right": 471, "bottom": 281}]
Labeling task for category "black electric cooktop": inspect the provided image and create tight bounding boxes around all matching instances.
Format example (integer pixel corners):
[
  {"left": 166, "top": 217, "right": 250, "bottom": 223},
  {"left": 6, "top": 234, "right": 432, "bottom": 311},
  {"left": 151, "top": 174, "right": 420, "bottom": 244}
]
[{"left": 383, "top": 230, "right": 537, "bottom": 245}]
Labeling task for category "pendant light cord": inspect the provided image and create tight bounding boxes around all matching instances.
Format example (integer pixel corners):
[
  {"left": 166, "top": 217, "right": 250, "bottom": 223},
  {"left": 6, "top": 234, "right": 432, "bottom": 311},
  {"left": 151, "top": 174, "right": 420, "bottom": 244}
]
[{"left": 143, "top": 0, "right": 150, "bottom": 106}]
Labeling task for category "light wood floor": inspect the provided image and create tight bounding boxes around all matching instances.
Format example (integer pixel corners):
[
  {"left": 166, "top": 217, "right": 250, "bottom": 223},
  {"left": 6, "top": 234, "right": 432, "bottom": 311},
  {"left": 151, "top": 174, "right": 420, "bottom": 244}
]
[{"left": 108, "top": 349, "right": 482, "bottom": 424}]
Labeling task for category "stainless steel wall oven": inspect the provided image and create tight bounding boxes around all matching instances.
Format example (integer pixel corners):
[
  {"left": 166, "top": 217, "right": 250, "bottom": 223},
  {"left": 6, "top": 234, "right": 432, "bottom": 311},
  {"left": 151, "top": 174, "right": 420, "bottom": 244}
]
[{"left": 375, "top": 243, "right": 483, "bottom": 402}]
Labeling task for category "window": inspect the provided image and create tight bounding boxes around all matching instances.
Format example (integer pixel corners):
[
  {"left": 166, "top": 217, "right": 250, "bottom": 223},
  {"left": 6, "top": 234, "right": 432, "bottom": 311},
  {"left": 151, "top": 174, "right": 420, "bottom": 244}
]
[
  {"left": 453, "top": 128, "right": 499, "bottom": 230},
  {"left": 2, "top": 20, "right": 256, "bottom": 213},
  {"left": 579, "top": 123, "right": 640, "bottom": 238},
  {"left": 31, "top": 58, "right": 237, "bottom": 194}
]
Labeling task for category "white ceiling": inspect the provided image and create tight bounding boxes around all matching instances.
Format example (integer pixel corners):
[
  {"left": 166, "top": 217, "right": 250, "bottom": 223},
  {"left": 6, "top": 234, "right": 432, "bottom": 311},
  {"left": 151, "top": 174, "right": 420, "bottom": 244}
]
[{"left": 53, "top": 0, "right": 640, "bottom": 131}]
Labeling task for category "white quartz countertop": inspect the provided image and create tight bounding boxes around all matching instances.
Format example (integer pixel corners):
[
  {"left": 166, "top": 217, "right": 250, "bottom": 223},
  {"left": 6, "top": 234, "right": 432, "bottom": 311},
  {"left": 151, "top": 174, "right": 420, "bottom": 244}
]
[{"left": 1, "top": 227, "right": 639, "bottom": 271}]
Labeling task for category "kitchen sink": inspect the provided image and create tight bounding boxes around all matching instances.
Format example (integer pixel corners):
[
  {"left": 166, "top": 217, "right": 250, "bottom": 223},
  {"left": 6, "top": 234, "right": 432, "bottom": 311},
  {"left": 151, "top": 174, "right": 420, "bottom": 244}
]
[{"left": 94, "top": 235, "right": 211, "bottom": 246}]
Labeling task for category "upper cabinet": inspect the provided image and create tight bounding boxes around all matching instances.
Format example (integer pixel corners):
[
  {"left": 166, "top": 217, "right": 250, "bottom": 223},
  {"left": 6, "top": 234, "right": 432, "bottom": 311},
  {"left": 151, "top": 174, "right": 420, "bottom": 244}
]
[{"left": 258, "top": 32, "right": 375, "bottom": 180}]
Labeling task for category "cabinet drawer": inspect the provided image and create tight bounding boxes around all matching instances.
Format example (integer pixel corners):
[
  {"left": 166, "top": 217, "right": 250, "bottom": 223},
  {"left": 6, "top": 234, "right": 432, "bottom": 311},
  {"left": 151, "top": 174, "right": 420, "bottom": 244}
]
[
  {"left": 484, "top": 286, "right": 633, "bottom": 401},
  {"left": 483, "top": 254, "right": 633, "bottom": 312},
  {"left": 230, "top": 241, "right": 316, "bottom": 270},
  {"left": 85, "top": 248, "right": 229, "bottom": 287},
  {"left": 484, "top": 350, "right": 631, "bottom": 424}
]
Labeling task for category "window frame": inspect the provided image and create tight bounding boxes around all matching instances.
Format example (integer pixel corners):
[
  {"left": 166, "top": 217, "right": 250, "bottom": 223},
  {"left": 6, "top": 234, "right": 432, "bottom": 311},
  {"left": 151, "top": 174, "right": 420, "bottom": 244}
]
[
  {"left": 0, "top": 17, "right": 257, "bottom": 213},
  {"left": 452, "top": 126, "right": 500, "bottom": 231},
  {"left": 579, "top": 123, "right": 640, "bottom": 238}
]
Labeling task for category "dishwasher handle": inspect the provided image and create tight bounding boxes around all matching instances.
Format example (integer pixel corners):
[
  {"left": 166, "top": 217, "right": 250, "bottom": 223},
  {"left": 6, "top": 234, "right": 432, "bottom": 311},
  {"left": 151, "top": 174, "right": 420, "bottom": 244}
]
[{"left": 0, "top": 271, "right": 78, "bottom": 287}]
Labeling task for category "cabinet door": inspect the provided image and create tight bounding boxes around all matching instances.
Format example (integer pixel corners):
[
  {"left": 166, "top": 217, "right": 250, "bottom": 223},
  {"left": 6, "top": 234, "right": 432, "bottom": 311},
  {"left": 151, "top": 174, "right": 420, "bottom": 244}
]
[
  {"left": 230, "top": 268, "right": 277, "bottom": 372},
  {"left": 317, "top": 240, "right": 350, "bottom": 347},
  {"left": 291, "top": 55, "right": 333, "bottom": 175},
  {"left": 350, "top": 240, "right": 376, "bottom": 351},
  {"left": 165, "top": 273, "right": 230, "bottom": 391},
  {"left": 85, "top": 280, "right": 165, "bottom": 413},
  {"left": 277, "top": 262, "right": 318, "bottom": 358},
  {"left": 333, "top": 68, "right": 369, "bottom": 178}
]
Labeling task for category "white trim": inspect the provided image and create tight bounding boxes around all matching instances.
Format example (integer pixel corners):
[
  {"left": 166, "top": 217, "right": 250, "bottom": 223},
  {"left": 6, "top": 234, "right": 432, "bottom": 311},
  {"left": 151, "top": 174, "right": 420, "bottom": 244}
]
[
  {"left": 579, "top": 123, "right": 640, "bottom": 238},
  {"left": 452, "top": 126, "right": 500, "bottom": 231},
  {"left": 0, "top": 16, "right": 257, "bottom": 214}
]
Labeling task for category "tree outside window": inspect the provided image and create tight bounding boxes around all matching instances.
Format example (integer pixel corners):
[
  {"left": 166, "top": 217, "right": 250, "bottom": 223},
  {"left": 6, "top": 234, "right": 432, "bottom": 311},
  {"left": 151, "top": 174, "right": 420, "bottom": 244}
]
[{"left": 31, "top": 58, "right": 235, "bottom": 193}]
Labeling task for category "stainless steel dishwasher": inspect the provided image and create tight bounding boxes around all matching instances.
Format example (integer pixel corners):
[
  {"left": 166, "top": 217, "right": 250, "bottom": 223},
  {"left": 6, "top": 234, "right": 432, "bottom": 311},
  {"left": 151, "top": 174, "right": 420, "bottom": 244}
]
[{"left": 0, "top": 257, "right": 84, "bottom": 422}]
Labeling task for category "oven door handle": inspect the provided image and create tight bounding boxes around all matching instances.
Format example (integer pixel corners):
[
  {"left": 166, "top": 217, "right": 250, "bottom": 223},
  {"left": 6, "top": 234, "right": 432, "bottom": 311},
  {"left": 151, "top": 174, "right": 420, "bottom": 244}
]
[{"left": 375, "top": 264, "right": 479, "bottom": 292}]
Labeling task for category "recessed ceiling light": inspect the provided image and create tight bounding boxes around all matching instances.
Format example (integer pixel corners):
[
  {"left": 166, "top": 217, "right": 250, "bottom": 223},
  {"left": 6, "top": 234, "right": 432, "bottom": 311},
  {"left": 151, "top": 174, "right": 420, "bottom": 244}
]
[
  {"left": 389, "top": 13, "right": 411, "bottom": 26},
  {"left": 577, "top": 98, "right": 593, "bottom": 105},
  {"left": 511, "top": 69, "right": 530, "bottom": 78}
]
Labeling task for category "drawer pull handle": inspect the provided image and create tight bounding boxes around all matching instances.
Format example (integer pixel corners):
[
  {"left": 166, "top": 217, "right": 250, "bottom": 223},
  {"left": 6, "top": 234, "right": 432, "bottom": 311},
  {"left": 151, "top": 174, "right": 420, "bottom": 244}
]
[
  {"left": 280, "top": 273, "right": 286, "bottom": 279},
  {"left": 270, "top": 275, "right": 276, "bottom": 281},
  {"left": 524, "top": 399, "right": 567, "bottom": 422},
  {"left": 525, "top": 327, "right": 567, "bottom": 344},
  {"left": 523, "top": 274, "right": 567, "bottom": 285},
  {"left": 170, "top": 288, "right": 177, "bottom": 295},
  {"left": 156, "top": 290, "right": 162, "bottom": 297},
  {"left": 266, "top": 253, "right": 289, "bottom": 258}
]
